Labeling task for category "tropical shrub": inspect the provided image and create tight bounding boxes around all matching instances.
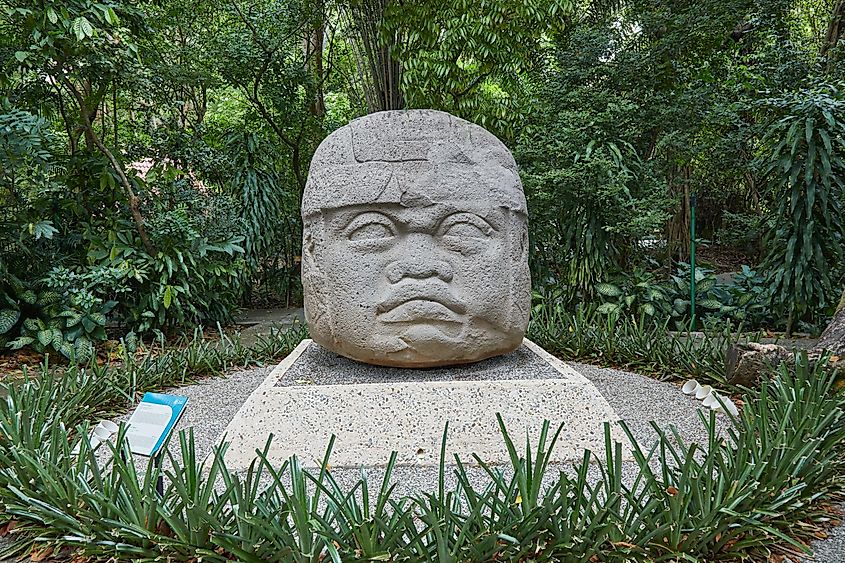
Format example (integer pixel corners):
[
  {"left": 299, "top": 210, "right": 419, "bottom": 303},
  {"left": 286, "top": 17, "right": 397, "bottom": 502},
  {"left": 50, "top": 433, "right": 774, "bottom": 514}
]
[
  {"left": 224, "top": 132, "right": 303, "bottom": 306},
  {"left": 665, "top": 263, "right": 736, "bottom": 326},
  {"left": 724, "top": 265, "right": 771, "bottom": 326},
  {"left": 594, "top": 268, "right": 672, "bottom": 319},
  {"left": 757, "top": 84, "right": 845, "bottom": 333},
  {"left": 594, "top": 262, "right": 773, "bottom": 331},
  {"left": 4, "top": 291, "right": 112, "bottom": 362},
  {"left": 86, "top": 166, "right": 249, "bottom": 332},
  {"left": 518, "top": 88, "right": 669, "bottom": 303}
]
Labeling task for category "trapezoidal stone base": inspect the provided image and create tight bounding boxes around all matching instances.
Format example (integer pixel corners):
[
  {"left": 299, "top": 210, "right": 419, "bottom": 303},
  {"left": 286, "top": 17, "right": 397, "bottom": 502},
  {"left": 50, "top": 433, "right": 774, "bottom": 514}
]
[{"left": 218, "top": 339, "right": 629, "bottom": 470}]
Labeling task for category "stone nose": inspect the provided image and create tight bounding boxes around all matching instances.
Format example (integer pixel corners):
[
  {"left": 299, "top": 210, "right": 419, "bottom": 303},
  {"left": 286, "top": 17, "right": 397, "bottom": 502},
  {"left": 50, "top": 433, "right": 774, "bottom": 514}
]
[{"left": 386, "top": 260, "right": 454, "bottom": 284}]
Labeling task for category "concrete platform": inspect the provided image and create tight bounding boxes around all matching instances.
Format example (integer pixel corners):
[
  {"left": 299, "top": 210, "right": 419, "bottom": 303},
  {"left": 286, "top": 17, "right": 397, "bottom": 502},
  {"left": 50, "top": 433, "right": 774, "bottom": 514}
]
[{"left": 218, "top": 339, "right": 629, "bottom": 470}]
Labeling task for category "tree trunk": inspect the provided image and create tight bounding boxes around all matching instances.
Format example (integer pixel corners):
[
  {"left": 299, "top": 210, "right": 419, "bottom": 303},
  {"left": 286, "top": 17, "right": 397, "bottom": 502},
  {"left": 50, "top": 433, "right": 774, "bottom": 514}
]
[
  {"left": 820, "top": 0, "right": 845, "bottom": 67},
  {"left": 665, "top": 164, "right": 691, "bottom": 261},
  {"left": 304, "top": 7, "right": 326, "bottom": 117},
  {"left": 726, "top": 286, "right": 845, "bottom": 385}
]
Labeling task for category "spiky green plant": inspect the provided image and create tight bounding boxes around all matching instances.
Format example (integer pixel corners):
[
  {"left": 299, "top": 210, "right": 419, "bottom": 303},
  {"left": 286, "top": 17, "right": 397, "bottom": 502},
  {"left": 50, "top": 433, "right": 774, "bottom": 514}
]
[
  {"left": 528, "top": 305, "right": 744, "bottom": 384},
  {"left": 0, "top": 345, "right": 842, "bottom": 561}
]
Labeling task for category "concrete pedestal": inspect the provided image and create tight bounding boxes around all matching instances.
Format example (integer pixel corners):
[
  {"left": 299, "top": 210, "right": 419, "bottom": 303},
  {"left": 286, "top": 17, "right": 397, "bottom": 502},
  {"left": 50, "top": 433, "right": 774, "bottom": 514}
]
[{"left": 218, "top": 339, "right": 629, "bottom": 470}]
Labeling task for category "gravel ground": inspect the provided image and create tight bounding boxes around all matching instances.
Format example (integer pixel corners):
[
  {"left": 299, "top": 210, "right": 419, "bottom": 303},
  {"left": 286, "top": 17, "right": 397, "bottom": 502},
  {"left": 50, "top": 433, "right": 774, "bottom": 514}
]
[{"left": 794, "top": 504, "right": 845, "bottom": 562}]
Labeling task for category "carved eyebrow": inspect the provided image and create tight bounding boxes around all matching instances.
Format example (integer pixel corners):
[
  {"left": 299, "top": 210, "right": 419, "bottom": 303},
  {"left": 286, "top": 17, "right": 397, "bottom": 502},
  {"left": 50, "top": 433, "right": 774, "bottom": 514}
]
[{"left": 327, "top": 208, "right": 394, "bottom": 231}]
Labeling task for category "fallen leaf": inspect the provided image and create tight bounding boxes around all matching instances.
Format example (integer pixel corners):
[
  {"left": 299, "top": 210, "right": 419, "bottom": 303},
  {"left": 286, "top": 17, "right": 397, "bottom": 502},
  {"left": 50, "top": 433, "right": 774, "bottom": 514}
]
[
  {"left": 0, "top": 520, "right": 18, "bottom": 536},
  {"left": 612, "top": 541, "right": 638, "bottom": 549},
  {"left": 30, "top": 547, "right": 53, "bottom": 561}
]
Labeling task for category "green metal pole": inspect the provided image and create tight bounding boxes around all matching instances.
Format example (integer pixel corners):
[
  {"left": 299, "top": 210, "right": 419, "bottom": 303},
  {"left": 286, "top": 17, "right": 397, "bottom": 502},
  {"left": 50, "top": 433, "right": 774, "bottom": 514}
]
[{"left": 690, "top": 193, "right": 697, "bottom": 327}]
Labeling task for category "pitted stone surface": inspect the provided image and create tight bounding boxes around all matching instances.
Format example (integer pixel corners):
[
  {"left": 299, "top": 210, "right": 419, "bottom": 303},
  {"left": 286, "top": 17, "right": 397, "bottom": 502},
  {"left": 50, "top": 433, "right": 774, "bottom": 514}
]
[
  {"left": 219, "top": 340, "right": 628, "bottom": 470},
  {"left": 301, "top": 110, "right": 530, "bottom": 367}
]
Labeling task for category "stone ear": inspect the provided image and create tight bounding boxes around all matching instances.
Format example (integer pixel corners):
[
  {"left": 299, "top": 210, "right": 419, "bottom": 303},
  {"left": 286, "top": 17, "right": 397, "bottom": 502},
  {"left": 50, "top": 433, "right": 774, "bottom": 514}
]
[
  {"left": 301, "top": 217, "right": 333, "bottom": 337},
  {"left": 509, "top": 214, "right": 532, "bottom": 333}
]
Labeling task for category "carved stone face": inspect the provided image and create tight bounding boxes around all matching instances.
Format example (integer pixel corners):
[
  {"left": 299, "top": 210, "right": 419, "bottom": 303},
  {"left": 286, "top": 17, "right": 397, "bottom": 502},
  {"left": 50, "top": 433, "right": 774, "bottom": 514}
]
[{"left": 302, "top": 110, "right": 530, "bottom": 367}]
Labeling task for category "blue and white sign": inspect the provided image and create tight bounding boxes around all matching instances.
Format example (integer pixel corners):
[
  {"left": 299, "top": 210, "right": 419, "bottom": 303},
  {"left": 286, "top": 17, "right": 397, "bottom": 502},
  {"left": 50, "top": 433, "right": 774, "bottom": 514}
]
[{"left": 126, "top": 393, "right": 188, "bottom": 457}]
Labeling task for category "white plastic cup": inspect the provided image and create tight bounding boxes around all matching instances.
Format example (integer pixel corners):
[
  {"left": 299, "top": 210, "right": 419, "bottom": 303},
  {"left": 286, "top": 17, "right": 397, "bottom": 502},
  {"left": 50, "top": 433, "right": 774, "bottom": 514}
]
[
  {"left": 722, "top": 397, "right": 739, "bottom": 417},
  {"left": 97, "top": 420, "right": 119, "bottom": 435},
  {"left": 92, "top": 426, "right": 111, "bottom": 443},
  {"left": 695, "top": 384, "right": 713, "bottom": 400},
  {"left": 682, "top": 380, "right": 699, "bottom": 395},
  {"left": 702, "top": 393, "right": 719, "bottom": 409},
  {"left": 72, "top": 424, "right": 115, "bottom": 456}
]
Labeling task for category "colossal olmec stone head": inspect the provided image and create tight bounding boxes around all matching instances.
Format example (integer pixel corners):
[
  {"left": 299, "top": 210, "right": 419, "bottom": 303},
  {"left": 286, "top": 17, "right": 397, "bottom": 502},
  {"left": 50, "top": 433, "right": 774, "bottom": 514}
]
[{"left": 301, "top": 110, "right": 530, "bottom": 368}]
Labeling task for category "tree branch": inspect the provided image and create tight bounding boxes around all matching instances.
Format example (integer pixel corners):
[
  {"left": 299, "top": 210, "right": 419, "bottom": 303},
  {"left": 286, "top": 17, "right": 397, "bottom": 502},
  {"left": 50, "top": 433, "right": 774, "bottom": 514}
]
[{"left": 59, "top": 76, "right": 155, "bottom": 255}]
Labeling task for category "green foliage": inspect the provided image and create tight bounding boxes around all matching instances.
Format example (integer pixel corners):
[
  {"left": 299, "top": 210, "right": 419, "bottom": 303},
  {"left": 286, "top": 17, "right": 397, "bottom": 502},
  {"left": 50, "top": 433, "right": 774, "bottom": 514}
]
[
  {"left": 0, "top": 309, "right": 19, "bottom": 334},
  {"left": 0, "top": 107, "right": 62, "bottom": 279},
  {"left": 2, "top": 0, "right": 845, "bottom": 355},
  {"left": 528, "top": 303, "right": 738, "bottom": 383},
  {"left": 5, "top": 0, "right": 141, "bottom": 69},
  {"left": 758, "top": 85, "right": 845, "bottom": 332},
  {"left": 512, "top": 0, "right": 843, "bottom": 326},
  {"left": 0, "top": 107, "right": 54, "bottom": 186},
  {"left": 593, "top": 269, "right": 672, "bottom": 319},
  {"left": 204, "top": 0, "right": 324, "bottom": 189},
  {"left": 2, "top": 0, "right": 146, "bottom": 160},
  {"left": 85, "top": 171, "right": 250, "bottom": 331},
  {"left": 0, "top": 265, "right": 118, "bottom": 361},
  {"left": 716, "top": 211, "right": 764, "bottom": 256},
  {"left": 724, "top": 265, "right": 771, "bottom": 326},
  {"left": 594, "top": 263, "right": 773, "bottom": 330},
  {"left": 666, "top": 263, "right": 736, "bottom": 324},
  {"left": 5, "top": 296, "right": 113, "bottom": 362},
  {"left": 382, "top": 0, "right": 574, "bottom": 137},
  {"left": 518, "top": 90, "right": 669, "bottom": 301},
  {"left": 0, "top": 348, "right": 842, "bottom": 560},
  {"left": 224, "top": 132, "right": 303, "bottom": 305}
]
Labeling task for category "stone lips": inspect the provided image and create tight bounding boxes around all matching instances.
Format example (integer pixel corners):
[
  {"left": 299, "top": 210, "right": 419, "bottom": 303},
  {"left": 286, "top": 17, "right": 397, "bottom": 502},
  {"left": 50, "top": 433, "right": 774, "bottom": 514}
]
[{"left": 301, "top": 109, "right": 531, "bottom": 368}]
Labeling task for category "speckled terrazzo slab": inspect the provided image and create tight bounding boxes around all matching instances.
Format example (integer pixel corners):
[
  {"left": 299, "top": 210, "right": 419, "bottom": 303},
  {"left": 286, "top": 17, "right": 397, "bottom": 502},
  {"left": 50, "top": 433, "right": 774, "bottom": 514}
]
[
  {"left": 218, "top": 339, "right": 628, "bottom": 470},
  {"left": 278, "top": 341, "right": 571, "bottom": 386}
]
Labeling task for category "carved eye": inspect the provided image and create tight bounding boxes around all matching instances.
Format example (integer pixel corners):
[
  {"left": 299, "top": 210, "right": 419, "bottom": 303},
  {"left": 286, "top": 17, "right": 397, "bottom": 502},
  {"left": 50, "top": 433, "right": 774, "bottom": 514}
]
[
  {"left": 440, "top": 213, "right": 493, "bottom": 239},
  {"left": 349, "top": 222, "right": 394, "bottom": 240},
  {"left": 443, "top": 221, "right": 489, "bottom": 238},
  {"left": 346, "top": 212, "right": 396, "bottom": 242},
  {"left": 439, "top": 213, "right": 494, "bottom": 254}
]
